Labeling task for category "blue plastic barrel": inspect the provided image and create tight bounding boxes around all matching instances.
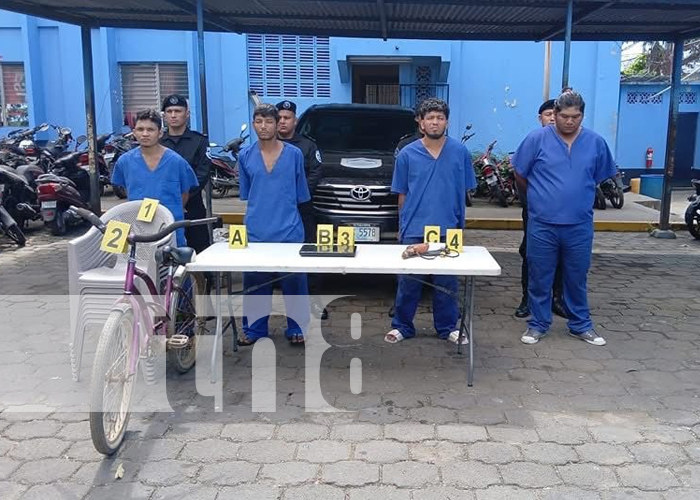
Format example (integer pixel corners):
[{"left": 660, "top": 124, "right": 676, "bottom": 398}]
[{"left": 639, "top": 174, "right": 664, "bottom": 199}]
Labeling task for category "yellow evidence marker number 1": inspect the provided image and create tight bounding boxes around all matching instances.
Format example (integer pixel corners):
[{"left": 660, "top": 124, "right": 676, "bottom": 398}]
[
  {"left": 229, "top": 225, "right": 248, "bottom": 248},
  {"left": 100, "top": 220, "right": 131, "bottom": 254},
  {"left": 137, "top": 198, "right": 160, "bottom": 222}
]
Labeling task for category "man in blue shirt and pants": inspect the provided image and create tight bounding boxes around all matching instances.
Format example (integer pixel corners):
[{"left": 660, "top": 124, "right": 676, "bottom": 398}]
[
  {"left": 513, "top": 90, "right": 616, "bottom": 346},
  {"left": 237, "top": 104, "right": 311, "bottom": 346},
  {"left": 384, "top": 98, "right": 477, "bottom": 345}
]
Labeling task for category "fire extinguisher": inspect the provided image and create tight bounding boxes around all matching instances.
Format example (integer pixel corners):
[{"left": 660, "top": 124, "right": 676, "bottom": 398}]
[{"left": 646, "top": 147, "right": 653, "bottom": 168}]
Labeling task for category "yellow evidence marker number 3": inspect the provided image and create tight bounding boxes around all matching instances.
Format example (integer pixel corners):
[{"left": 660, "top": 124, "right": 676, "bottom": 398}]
[
  {"left": 337, "top": 226, "right": 355, "bottom": 248},
  {"left": 137, "top": 198, "right": 160, "bottom": 222},
  {"left": 100, "top": 220, "right": 131, "bottom": 254}
]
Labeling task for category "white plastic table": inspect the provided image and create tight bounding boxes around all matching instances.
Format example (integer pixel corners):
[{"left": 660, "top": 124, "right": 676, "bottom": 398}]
[{"left": 187, "top": 242, "right": 501, "bottom": 386}]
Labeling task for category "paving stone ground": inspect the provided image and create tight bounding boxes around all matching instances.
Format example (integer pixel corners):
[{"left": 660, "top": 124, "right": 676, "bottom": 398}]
[{"left": 0, "top": 226, "right": 699, "bottom": 499}]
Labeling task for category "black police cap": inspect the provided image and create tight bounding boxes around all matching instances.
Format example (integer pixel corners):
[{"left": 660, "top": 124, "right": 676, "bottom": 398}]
[
  {"left": 275, "top": 100, "right": 297, "bottom": 114},
  {"left": 538, "top": 99, "right": 556, "bottom": 115},
  {"left": 162, "top": 94, "right": 189, "bottom": 111}
]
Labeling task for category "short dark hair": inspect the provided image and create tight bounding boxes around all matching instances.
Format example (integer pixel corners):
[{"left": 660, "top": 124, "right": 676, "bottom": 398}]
[
  {"left": 253, "top": 103, "right": 279, "bottom": 122},
  {"left": 555, "top": 89, "right": 585, "bottom": 114},
  {"left": 417, "top": 98, "right": 450, "bottom": 120},
  {"left": 135, "top": 109, "right": 162, "bottom": 129}
]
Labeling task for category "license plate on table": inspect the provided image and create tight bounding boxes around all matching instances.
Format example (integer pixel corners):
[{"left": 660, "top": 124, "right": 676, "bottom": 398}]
[
  {"left": 41, "top": 201, "right": 57, "bottom": 209},
  {"left": 353, "top": 225, "right": 380, "bottom": 242}
]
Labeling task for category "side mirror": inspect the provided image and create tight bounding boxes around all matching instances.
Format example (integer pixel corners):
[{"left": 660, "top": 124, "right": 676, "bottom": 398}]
[
  {"left": 39, "top": 123, "right": 50, "bottom": 132},
  {"left": 209, "top": 142, "right": 219, "bottom": 148},
  {"left": 465, "top": 124, "right": 473, "bottom": 130},
  {"left": 76, "top": 135, "right": 87, "bottom": 144},
  {"left": 240, "top": 123, "right": 248, "bottom": 133}
]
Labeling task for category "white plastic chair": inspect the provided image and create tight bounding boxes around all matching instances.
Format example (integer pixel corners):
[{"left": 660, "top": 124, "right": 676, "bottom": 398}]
[{"left": 68, "top": 201, "right": 176, "bottom": 381}]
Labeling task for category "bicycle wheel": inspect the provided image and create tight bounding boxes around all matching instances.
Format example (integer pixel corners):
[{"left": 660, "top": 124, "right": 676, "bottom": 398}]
[
  {"left": 89, "top": 305, "right": 137, "bottom": 455},
  {"left": 167, "top": 273, "right": 207, "bottom": 373}
]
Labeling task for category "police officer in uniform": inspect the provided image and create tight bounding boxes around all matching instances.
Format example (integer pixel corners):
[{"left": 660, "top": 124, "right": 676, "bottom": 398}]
[
  {"left": 395, "top": 106, "right": 424, "bottom": 156},
  {"left": 276, "top": 100, "right": 326, "bottom": 319},
  {"left": 160, "top": 94, "right": 212, "bottom": 253}
]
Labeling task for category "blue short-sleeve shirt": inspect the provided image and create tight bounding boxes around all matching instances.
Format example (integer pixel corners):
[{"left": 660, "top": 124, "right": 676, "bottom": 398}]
[
  {"left": 513, "top": 126, "right": 616, "bottom": 225},
  {"left": 111, "top": 147, "right": 198, "bottom": 246},
  {"left": 238, "top": 142, "right": 310, "bottom": 243},
  {"left": 391, "top": 136, "right": 477, "bottom": 240}
]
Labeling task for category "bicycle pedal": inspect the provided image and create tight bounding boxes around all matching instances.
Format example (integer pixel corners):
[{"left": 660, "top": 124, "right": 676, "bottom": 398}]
[{"left": 167, "top": 334, "right": 190, "bottom": 349}]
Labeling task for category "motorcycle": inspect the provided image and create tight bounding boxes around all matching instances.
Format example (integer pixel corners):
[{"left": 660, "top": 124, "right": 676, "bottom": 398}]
[
  {"left": 207, "top": 123, "right": 248, "bottom": 198},
  {"left": 473, "top": 140, "right": 512, "bottom": 207},
  {"left": 595, "top": 168, "right": 625, "bottom": 210},
  {"left": 104, "top": 131, "right": 136, "bottom": 199},
  {"left": 36, "top": 151, "right": 92, "bottom": 235},
  {"left": 0, "top": 189, "right": 26, "bottom": 247},
  {"left": 685, "top": 178, "right": 700, "bottom": 240},
  {"left": 73, "top": 133, "right": 113, "bottom": 196},
  {"left": 0, "top": 164, "right": 41, "bottom": 229}
]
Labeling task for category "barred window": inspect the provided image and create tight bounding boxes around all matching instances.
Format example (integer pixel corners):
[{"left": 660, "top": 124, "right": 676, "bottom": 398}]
[
  {"left": 626, "top": 91, "right": 663, "bottom": 105},
  {"left": 0, "top": 63, "right": 28, "bottom": 127},
  {"left": 119, "top": 63, "right": 189, "bottom": 127},
  {"left": 679, "top": 91, "right": 697, "bottom": 105},
  {"left": 247, "top": 35, "right": 331, "bottom": 99}
]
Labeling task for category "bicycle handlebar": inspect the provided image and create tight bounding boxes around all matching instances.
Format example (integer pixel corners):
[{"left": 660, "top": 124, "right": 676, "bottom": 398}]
[{"left": 69, "top": 205, "right": 219, "bottom": 244}]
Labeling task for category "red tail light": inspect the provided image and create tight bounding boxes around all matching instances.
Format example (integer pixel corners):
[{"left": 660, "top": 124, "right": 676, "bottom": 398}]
[
  {"left": 25, "top": 148, "right": 36, "bottom": 156},
  {"left": 104, "top": 144, "right": 114, "bottom": 152},
  {"left": 483, "top": 166, "right": 494, "bottom": 176},
  {"left": 78, "top": 153, "right": 89, "bottom": 166},
  {"left": 37, "top": 183, "right": 59, "bottom": 196}
]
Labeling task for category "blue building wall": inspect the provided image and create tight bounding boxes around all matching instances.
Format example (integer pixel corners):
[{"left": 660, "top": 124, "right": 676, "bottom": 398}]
[
  {"left": 617, "top": 82, "right": 700, "bottom": 171},
  {"left": 0, "top": 10, "right": 621, "bottom": 157}
]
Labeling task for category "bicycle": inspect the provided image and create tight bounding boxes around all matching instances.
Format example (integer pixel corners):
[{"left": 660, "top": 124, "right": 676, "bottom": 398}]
[{"left": 69, "top": 206, "right": 218, "bottom": 455}]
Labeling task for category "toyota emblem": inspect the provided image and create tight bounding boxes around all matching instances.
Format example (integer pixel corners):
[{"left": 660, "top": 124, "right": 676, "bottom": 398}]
[{"left": 350, "top": 186, "right": 371, "bottom": 201}]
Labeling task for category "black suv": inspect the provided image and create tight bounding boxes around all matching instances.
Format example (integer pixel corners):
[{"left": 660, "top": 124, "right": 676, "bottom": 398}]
[{"left": 296, "top": 104, "right": 416, "bottom": 242}]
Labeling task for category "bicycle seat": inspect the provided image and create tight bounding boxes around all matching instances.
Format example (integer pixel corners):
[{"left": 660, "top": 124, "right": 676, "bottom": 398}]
[{"left": 155, "top": 245, "right": 195, "bottom": 266}]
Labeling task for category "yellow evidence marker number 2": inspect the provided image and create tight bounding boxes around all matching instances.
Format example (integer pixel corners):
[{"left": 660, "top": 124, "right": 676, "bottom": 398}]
[
  {"left": 137, "top": 198, "right": 160, "bottom": 222},
  {"left": 100, "top": 220, "right": 131, "bottom": 254},
  {"left": 229, "top": 225, "right": 248, "bottom": 248}
]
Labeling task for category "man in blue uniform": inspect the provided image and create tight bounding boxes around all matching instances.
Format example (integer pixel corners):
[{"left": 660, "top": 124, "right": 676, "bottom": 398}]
[
  {"left": 384, "top": 98, "right": 477, "bottom": 344},
  {"left": 513, "top": 90, "right": 616, "bottom": 346},
  {"left": 238, "top": 103, "right": 311, "bottom": 345},
  {"left": 515, "top": 98, "right": 567, "bottom": 319},
  {"left": 111, "top": 109, "right": 198, "bottom": 247}
]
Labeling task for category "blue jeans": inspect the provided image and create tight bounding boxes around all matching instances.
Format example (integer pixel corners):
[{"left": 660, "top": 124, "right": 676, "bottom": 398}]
[
  {"left": 527, "top": 219, "right": 594, "bottom": 334},
  {"left": 242, "top": 272, "right": 310, "bottom": 340},
  {"left": 391, "top": 237, "right": 459, "bottom": 339}
]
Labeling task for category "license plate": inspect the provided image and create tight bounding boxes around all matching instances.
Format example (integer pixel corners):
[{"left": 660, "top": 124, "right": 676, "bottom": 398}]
[
  {"left": 486, "top": 176, "right": 498, "bottom": 185},
  {"left": 41, "top": 201, "right": 57, "bottom": 209},
  {"left": 354, "top": 225, "right": 380, "bottom": 242}
]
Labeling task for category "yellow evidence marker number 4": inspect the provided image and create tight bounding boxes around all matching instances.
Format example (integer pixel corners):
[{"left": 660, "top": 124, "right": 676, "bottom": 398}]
[
  {"left": 137, "top": 198, "right": 160, "bottom": 222},
  {"left": 446, "top": 229, "right": 463, "bottom": 253},
  {"left": 100, "top": 220, "right": 131, "bottom": 254}
]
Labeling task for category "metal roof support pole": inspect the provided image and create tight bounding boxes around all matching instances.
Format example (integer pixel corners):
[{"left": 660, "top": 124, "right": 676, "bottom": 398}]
[
  {"left": 651, "top": 38, "right": 684, "bottom": 239},
  {"left": 196, "top": 0, "right": 213, "bottom": 226},
  {"left": 81, "top": 25, "right": 101, "bottom": 214},
  {"left": 561, "top": 0, "right": 574, "bottom": 90}
]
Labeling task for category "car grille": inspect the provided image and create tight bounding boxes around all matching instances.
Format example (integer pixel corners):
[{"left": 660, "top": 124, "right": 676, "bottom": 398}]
[{"left": 313, "top": 183, "right": 398, "bottom": 216}]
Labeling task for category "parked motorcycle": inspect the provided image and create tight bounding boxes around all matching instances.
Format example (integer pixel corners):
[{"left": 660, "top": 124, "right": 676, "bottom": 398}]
[
  {"left": 207, "top": 123, "right": 248, "bottom": 198},
  {"left": 104, "top": 131, "right": 136, "bottom": 199},
  {"left": 473, "top": 140, "right": 513, "bottom": 207},
  {"left": 0, "top": 191, "right": 26, "bottom": 247},
  {"left": 685, "top": 178, "right": 700, "bottom": 240},
  {"left": 36, "top": 151, "right": 91, "bottom": 235},
  {"left": 595, "top": 168, "right": 625, "bottom": 210},
  {"left": 73, "top": 133, "right": 113, "bottom": 196},
  {"left": 0, "top": 165, "right": 41, "bottom": 229}
]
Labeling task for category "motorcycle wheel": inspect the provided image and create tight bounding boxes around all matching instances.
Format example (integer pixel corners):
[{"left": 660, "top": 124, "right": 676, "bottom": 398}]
[
  {"left": 685, "top": 203, "right": 700, "bottom": 240},
  {"left": 113, "top": 186, "right": 127, "bottom": 199},
  {"left": 595, "top": 188, "right": 607, "bottom": 210},
  {"left": 610, "top": 188, "right": 624, "bottom": 209},
  {"left": 4, "top": 223, "right": 26, "bottom": 247},
  {"left": 491, "top": 186, "right": 508, "bottom": 207},
  {"left": 212, "top": 184, "right": 228, "bottom": 199},
  {"left": 49, "top": 210, "right": 67, "bottom": 236}
]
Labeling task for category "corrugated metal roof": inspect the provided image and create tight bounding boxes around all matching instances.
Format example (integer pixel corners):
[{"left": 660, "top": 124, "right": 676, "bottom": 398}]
[{"left": 3, "top": 0, "right": 700, "bottom": 41}]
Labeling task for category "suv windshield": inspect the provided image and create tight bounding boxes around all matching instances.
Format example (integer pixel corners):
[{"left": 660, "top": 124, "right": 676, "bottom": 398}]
[{"left": 298, "top": 109, "right": 415, "bottom": 152}]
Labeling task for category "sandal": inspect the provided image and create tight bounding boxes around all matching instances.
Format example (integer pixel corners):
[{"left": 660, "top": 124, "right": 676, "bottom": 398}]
[
  {"left": 384, "top": 329, "right": 405, "bottom": 344},
  {"left": 237, "top": 334, "right": 260, "bottom": 347},
  {"left": 448, "top": 330, "right": 468, "bottom": 345}
]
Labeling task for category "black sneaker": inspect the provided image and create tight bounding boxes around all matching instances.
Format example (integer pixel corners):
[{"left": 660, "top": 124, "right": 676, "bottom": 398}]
[{"left": 515, "top": 297, "right": 530, "bottom": 318}]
